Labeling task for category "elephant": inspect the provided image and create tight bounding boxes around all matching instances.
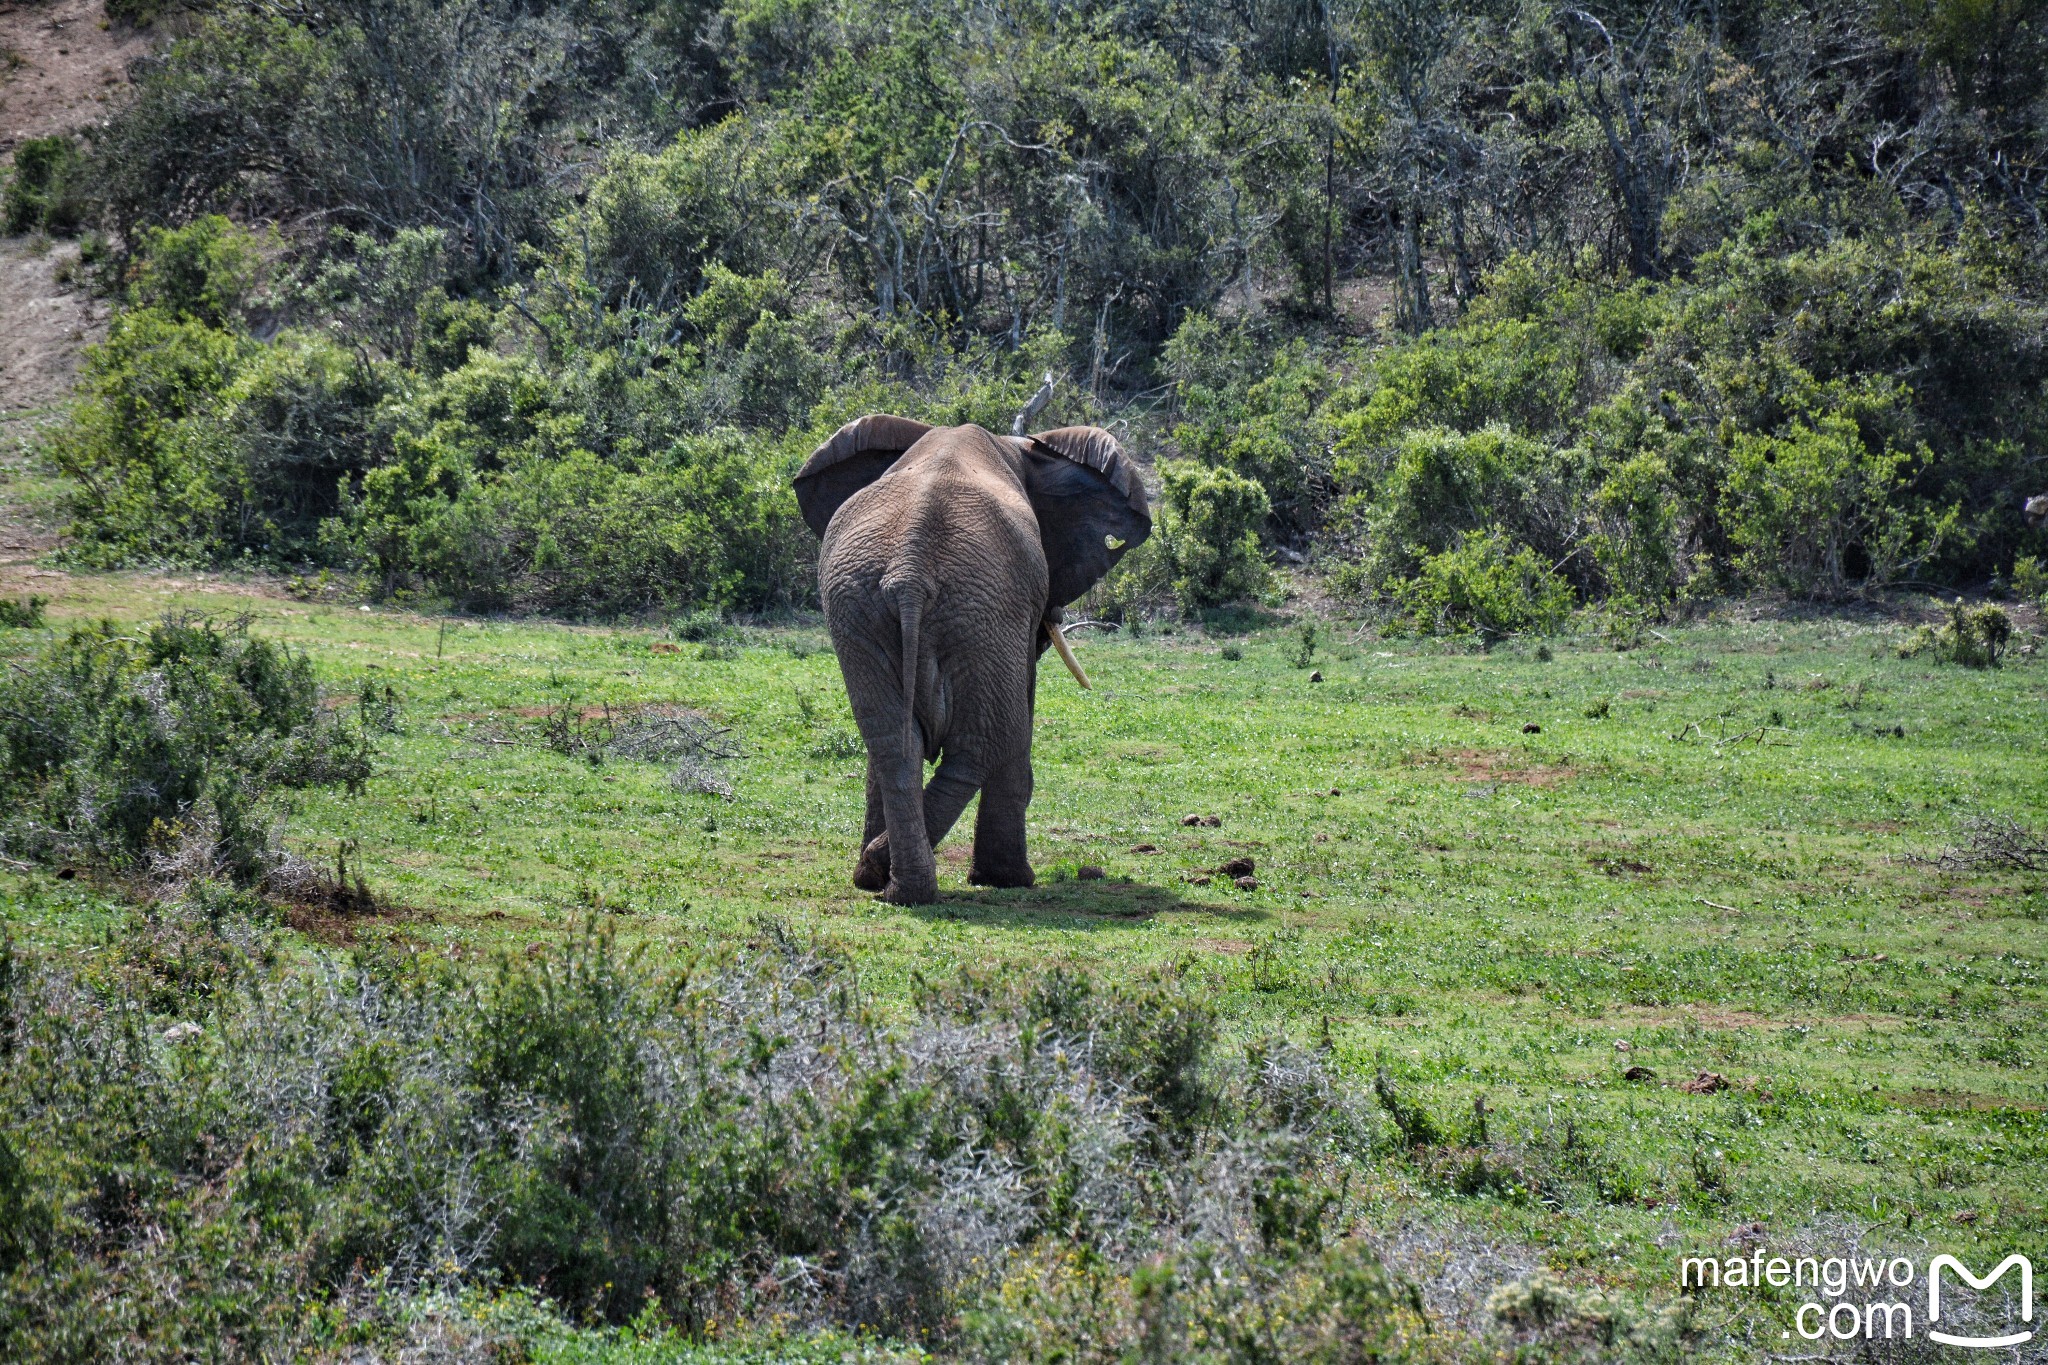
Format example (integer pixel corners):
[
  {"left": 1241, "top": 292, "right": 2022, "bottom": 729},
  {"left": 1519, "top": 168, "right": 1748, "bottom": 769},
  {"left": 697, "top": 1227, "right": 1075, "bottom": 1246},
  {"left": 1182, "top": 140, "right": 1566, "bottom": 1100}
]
[{"left": 793, "top": 415, "right": 1152, "bottom": 904}]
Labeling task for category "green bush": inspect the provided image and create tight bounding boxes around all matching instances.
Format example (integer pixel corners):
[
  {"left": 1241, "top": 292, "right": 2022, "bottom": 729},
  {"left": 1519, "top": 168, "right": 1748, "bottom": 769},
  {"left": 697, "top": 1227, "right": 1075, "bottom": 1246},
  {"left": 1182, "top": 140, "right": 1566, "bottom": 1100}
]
[
  {"left": 1392, "top": 528, "right": 1575, "bottom": 639},
  {"left": 0, "top": 596, "right": 47, "bottom": 629},
  {"left": 1350, "top": 425, "right": 1590, "bottom": 596},
  {"left": 49, "top": 309, "right": 253, "bottom": 566},
  {"left": 2, "top": 135, "right": 87, "bottom": 236},
  {"left": 1149, "top": 461, "right": 1274, "bottom": 608},
  {"left": 1898, "top": 600, "right": 2013, "bottom": 667},
  {"left": 1723, "top": 408, "right": 1949, "bottom": 600},
  {"left": 0, "top": 918, "right": 1413, "bottom": 1355},
  {"left": 0, "top": 614, "right": 372, "bottom": 880},
  {"left": 2012, "top": 555, "right": 2048, "bottom": 605}
]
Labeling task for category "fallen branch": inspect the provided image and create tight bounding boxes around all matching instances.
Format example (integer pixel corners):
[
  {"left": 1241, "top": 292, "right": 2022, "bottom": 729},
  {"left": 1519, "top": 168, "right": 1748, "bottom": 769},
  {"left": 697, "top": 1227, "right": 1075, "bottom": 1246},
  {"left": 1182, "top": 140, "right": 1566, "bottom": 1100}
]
[
  {"left": 1011, "top": 371, "right": 1057, "bottom": 436},
  {"left": 1695, "top": 898, "right": 1740, "bottom": 913}
]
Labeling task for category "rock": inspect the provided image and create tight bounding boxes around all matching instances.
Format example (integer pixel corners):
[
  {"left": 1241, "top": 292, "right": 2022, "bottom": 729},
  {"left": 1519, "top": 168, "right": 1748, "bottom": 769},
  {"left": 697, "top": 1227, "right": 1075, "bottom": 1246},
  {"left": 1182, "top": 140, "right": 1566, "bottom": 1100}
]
[
  {"left": 161, "top": 1021, "right": 203, "bottom": 1043},
  {"left": 1233, "top": 875, "right": 1259, "bottom": 891},
  {"left": 1077, "top": 865, "right": 1105, "bottom": 880},
  {"left": 1216, "top": 856, "right": 1256, "bottom": 877}
]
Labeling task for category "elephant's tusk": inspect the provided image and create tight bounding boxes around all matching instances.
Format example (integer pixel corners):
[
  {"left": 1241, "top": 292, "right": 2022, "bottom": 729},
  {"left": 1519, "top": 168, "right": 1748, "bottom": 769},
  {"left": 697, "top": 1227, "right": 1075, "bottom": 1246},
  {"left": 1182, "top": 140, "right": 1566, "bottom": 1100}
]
[{"left": 1046, "top": 621, "right": 1091, "bottom": 689}]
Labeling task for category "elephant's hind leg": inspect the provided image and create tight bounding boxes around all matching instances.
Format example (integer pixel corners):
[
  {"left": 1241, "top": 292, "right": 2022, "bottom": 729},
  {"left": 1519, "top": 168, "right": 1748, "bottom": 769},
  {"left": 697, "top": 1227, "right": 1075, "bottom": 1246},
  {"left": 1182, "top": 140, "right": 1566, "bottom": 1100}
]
[
  {"left": 852, "top": 766, "right": 888, "bottom": 890},
  {"left": 968, "top": 745, "right": 1034, "bottom": 888},
  {"left": 851, "top": 750, "right": 984, "bottom": 892}
]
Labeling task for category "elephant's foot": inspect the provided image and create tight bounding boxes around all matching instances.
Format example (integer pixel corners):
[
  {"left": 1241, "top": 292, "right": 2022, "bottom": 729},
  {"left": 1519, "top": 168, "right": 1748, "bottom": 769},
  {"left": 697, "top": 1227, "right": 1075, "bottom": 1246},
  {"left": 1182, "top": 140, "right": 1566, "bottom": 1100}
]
[
  {"left": 852, "top": 834, "right": 890, "bottom": 891},
  {"left": 968, "top": 859, "right": 1035, "bottom": 889},
  {"left": 881, "top": 872, "right": 939, "bottom": 905}
]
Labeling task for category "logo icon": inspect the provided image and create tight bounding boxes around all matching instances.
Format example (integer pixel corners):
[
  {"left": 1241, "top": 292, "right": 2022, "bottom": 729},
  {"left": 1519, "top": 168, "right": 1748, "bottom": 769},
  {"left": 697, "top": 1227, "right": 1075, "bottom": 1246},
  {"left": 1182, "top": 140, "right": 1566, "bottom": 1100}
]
[{"left": 1928, "top": 1254, "right": 2033, "bottom": 1349}]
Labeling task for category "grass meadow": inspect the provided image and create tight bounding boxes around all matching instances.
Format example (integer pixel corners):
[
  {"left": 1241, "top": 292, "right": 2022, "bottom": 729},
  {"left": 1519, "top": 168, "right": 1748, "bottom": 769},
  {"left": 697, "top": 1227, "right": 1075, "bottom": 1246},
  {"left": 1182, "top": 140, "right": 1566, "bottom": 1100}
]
[{"left": 3, "top": 566, "right": 2043, "bottom": 1358}]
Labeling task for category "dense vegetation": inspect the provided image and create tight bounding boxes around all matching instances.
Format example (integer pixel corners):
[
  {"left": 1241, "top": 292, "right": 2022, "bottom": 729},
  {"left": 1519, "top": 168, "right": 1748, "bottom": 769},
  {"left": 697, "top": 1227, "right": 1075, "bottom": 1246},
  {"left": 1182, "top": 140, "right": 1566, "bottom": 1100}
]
[
  {"left": 1, "top": 908, "right": 1459, "bottom": 1362},
  {"left": 12, "top": 0, "right": 2046, "bottom": 627},
  {"left": 0, "top": 614, "right": 375, "bottom": 883}
]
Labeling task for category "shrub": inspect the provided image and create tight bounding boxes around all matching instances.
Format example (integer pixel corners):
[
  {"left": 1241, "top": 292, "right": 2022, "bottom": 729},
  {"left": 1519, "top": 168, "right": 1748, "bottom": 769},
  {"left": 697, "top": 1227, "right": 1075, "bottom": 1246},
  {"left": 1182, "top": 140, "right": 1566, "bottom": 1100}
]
[
  {"left": 49, "top": 309, "right": 253, "bottom": 566},
  {"left": 1723, "top": 409, "right": 1946, "bottom": 600},
  {"left": 1392, "top": 528, "right": 1575, "bottom": 639},
  {"left": 131, "top": 216, "right": 273, "bottom": 328},
  {"left": 2, "top": 135, "right": 87, "bottom": 236},
  {"left": 1898, "top": 600, "right": 2013, "bottom": 667},
  {"left": 2013, "top": 555, "right": 2048, "bottom": 605},
  {"left": 0, "top": 614, "right": 373, "bottom": 881},
  {"left": 1152, "top": 461, "right": 1273, "bottom": 608},
  {"left": 1350, "top": 425, "right": 1590, "bottom": 594},
  {"left": 0, "top": 596, "right": 47, "bottom": 629},
  {"left": 0, "top": 917, "right": 1415, "bottom": 1355}
]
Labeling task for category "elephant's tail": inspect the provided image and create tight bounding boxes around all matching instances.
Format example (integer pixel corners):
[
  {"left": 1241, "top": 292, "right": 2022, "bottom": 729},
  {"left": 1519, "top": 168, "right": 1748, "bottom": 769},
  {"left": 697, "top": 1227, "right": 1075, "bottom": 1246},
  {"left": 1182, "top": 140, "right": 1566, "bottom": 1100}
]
[{"left": 894, "top": 588, "right": 924, "bottom": 764}]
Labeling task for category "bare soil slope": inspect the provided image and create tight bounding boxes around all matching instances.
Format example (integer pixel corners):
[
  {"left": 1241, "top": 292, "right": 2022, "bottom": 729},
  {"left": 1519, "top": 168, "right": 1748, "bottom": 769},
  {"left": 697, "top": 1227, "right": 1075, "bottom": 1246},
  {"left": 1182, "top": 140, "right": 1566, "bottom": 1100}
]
[{"left": 0, "top": 0, "right": 149, "bottom": 155}]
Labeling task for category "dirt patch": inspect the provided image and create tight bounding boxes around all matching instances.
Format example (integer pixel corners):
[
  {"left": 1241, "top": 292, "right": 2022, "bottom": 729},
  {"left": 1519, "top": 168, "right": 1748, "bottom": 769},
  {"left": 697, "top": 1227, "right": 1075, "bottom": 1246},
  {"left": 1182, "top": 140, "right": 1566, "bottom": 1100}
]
[
  {"left": 1, "top": 0, "right": 152, "bottom": 156},
  {"left": 0, "top": 235, "right": 107, "bottom": 413},
  {"left": 268, "top": 876, "right": 417, "bottom": 946},
  {"left": 1408, "top": 747, "right": 1574, "bottom": 787}
]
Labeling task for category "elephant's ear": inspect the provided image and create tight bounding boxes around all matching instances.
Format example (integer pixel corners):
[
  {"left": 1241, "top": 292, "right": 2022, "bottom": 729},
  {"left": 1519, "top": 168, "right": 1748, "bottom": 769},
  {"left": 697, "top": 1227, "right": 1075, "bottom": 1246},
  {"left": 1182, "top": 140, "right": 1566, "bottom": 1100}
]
[
  {"left": 1021, "top": 426, "right": 1153, "bottom": 610},
  {"left": 793, "top": 414, "right": 935, "bottom": 537}
]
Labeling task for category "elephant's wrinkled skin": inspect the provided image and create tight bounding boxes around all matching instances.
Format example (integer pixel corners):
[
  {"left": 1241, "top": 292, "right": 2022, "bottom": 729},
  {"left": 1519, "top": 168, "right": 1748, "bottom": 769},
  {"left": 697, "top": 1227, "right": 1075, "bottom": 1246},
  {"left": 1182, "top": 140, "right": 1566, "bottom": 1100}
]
[{"left": 794, "top": 416, "right": 1152, "bottom": 904}]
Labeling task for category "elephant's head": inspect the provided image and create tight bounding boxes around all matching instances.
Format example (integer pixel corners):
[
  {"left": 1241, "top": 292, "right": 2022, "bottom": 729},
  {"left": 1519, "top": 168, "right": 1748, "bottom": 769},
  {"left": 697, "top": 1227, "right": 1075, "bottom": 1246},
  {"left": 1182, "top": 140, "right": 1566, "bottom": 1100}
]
[{"left": 793, "top": 414, "right": 1153, "bottom": 612}]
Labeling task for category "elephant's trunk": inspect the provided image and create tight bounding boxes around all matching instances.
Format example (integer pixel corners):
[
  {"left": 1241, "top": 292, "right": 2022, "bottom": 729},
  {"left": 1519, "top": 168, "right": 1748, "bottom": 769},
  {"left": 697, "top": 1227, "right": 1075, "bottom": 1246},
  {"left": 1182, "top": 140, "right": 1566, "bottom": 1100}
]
[{"left": 1045, "top": 620, "right": 1091, "bottom": 689}]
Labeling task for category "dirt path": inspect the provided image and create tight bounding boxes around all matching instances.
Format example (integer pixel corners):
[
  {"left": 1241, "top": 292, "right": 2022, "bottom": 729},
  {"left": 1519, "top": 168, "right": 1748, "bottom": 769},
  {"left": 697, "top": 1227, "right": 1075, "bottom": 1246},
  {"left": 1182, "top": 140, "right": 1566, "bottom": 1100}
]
[{"left": 0, "top": 0, "right": 151, "bottom": 582}]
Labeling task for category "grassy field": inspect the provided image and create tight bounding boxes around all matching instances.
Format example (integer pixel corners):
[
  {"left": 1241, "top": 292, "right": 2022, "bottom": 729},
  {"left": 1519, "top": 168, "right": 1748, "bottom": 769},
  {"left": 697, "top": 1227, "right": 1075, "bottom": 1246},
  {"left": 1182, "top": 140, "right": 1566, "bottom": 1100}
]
[{"left": 3, "top": 563, "right": 2045, "bottom": 1356}]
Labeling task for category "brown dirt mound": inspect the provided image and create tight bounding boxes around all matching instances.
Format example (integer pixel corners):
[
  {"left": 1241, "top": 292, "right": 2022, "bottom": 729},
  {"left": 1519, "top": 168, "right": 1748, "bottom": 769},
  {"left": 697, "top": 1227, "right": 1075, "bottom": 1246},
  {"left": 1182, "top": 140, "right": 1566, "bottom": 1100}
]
[{"left": 1407, "top": 747, "right": 1574, "bottom": 787}]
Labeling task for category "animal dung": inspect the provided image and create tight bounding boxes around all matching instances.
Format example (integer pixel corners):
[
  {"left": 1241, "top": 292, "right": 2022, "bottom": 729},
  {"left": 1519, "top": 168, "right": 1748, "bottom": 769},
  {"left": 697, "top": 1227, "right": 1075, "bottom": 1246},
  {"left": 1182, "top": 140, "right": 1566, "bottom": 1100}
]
[
  {"left": 1622, "top": 1064, "right": 1657, "bottom": 1082},
  {"left": 1216, "top": 856, "right": 1255, "bottom": 878},
  {"left": 1077, "top": 865, "right": 1105, "bottom": 880},
  {"left": 1232, "top": 875, "right": 1258, "bottom": 891},
  {"left": 1181, "top": 814, "right": 1202, "bottom": 826},
  {"left": 1679, "top": 1070, "right": 1730, "bottom": 1094},
  {"left": 1521, "top": 722, "right": 1542, "bottom": 733},
  {"left": 1308, "top": 670, "right": 1323, "bottom": 682},
  {"left": 1129, "top": 843, "right": 1158, "bottom": 853},
  {"left": 649, "top": 641, "right": 681, "bottom": 654},
  {"left": 1182, "top": 872, "right": 1212, "bottom": 886}
]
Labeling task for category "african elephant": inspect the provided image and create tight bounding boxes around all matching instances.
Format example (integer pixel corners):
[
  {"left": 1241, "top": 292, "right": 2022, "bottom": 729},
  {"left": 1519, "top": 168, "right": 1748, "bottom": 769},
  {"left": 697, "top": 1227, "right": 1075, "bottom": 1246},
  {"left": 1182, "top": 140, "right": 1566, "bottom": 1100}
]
[{"left": 794, "top": 416, "right": 1152, "bottom": 904}]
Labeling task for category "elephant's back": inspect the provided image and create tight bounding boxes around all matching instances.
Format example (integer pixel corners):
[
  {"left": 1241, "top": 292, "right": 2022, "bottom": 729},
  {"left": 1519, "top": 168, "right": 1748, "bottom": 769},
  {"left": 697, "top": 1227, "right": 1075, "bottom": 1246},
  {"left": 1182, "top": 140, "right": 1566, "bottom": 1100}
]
[{"left": 819, "top": 442, "right": 1047, "bottom": 619}]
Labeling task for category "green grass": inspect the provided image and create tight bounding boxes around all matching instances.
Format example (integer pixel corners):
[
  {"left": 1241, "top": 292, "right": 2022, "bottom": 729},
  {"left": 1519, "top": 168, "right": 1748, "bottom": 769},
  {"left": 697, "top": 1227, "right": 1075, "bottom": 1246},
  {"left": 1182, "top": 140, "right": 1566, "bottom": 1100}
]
[{"left": 3, "top": 577, "right": 2045, "bottom": 1356}]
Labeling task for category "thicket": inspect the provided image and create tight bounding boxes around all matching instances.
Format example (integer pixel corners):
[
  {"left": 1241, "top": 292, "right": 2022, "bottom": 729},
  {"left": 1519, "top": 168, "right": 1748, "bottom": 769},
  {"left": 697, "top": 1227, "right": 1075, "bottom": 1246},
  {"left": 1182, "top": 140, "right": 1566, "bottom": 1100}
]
[
  {"left": 0, "top": 914, "right": 1464, "bottom": 1361},
  {"left": 31, "top": 0, "right": 2048, "bottom": 629},
  {"left": 0, "top": 614, "right": 373, "bottom": 883}
]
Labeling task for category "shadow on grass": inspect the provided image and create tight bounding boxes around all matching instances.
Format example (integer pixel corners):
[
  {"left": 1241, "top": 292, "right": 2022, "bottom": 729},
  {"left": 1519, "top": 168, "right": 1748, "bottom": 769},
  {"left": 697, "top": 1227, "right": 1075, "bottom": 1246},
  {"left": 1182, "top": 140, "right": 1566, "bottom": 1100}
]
[
  {"left": 906, "top": 877, "right": 1271, "bottom": 929},
  {"left": 1197, "top": 604, "right": 1285, "bottom": 636}
]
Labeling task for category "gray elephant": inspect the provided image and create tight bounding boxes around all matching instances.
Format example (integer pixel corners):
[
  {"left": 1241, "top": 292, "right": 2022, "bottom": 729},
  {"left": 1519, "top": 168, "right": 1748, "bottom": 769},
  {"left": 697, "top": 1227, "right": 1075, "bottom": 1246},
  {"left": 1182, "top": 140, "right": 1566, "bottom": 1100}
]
[{"left": 794, "top": 415, "right": 1152, "bottom": 904}]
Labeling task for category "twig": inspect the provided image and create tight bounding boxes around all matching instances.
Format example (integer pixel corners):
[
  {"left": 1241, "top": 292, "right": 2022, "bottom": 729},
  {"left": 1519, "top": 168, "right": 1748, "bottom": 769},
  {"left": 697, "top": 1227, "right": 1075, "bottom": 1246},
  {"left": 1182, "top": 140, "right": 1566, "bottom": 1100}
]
[{"left": 1696, "top": 898, "right": 1740, "bottom": 913}]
